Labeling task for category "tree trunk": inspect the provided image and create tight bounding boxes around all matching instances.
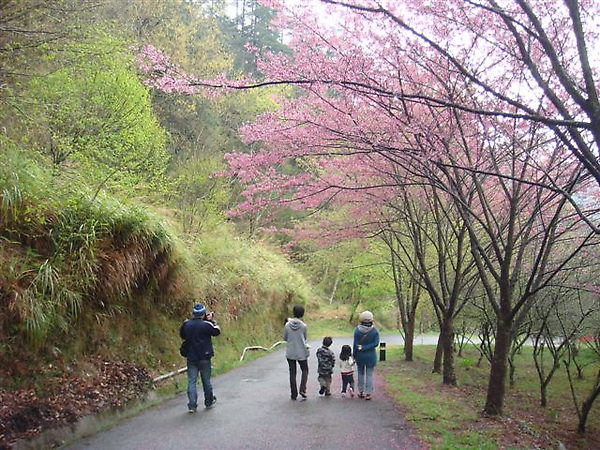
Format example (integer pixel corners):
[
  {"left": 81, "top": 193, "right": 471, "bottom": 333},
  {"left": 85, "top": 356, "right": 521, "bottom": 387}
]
[
  {"left": 484, "top": 318, "right": 512, "bottom": 415},
  {"left": 540, "top": 383, "right": 548, "bottom": 408},
  {"left": 433, "top": 334, "right": 443, "bottom": 374},
  {"left": 509, "top": 357, "right": 516, "bottom": 387},
  {"left": 577, "top": 368, "right": 600, "bottom": 433},
  {"left": 441, "top": 316, "right": 457, "bottom": 385},
  {"left": 404, "top": 313, "right": 416, "bottom": 362},
  {"left": 328, "top": 268, "right": 340, "bottom": 304}
]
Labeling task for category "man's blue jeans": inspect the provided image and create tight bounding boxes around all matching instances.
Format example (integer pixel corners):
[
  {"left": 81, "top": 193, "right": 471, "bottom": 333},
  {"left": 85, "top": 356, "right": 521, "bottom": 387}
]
[
  {"left": 187, "top": 359, "right": 214, "bottom": 409},
  {"left": 356, "top": 364, "right": 374, "bottom": 394}
]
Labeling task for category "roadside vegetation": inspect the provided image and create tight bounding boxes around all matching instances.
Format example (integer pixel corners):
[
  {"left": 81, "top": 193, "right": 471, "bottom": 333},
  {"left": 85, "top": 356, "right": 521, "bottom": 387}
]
[
  {"left": 0, "top": 148, "right": 313, "bottom": 374},
  {"left": 380, "top": 345, "right": 599, "bottom": 450}
]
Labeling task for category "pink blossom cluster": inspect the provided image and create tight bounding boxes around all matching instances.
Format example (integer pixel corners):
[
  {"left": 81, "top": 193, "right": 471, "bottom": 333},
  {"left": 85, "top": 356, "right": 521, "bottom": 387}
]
[{"left": 136, "top": 1, "right": 600, "bottom": 245}]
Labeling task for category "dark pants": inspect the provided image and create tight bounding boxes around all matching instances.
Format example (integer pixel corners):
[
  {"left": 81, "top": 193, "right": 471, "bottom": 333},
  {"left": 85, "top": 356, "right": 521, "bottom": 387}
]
[
  {"left": 287, "top": 358, "right": 309, "bottom": 399},
  {"left": 341, "top": 372, "right": 355, "bottom": 393}
]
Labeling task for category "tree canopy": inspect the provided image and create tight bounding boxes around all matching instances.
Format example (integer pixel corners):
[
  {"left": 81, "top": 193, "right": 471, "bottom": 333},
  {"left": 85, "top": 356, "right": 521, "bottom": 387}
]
[{"left": 136, "top": 0, "right": 600, "bottom": 419}]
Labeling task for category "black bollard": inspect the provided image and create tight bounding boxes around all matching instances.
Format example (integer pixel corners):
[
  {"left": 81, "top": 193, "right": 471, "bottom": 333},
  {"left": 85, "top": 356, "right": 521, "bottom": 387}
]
[{"left": 379, "top": 341, "right": 386, "bottom": 361}]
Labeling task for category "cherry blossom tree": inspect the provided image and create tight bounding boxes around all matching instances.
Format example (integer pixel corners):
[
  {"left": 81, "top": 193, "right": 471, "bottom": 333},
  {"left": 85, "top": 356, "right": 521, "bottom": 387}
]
[
  {"left": 139, "top": 0, "right": 599, "bottom": 229},
  {"left": 137, "top": 0, "right": 600, "bottom": 420}
]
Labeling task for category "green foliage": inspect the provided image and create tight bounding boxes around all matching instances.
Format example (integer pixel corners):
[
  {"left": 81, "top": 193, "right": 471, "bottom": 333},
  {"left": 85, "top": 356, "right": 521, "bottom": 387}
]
[
  {"left": 295, "top": 237, "right": 398, "bottom": 327},
  {"left": 168, "top": 155, "right": 229, "bottom": 234},
  {"left": 155, "top": 86, "right": 282, "bottom": 234},
  {"left": 219, "top": 0, "right": 292, "bottom": 75},
  {"left": 21, "top": 33, "right": 169, "bottom": 193},
  {"left": 0, "top": 0, "right": 83, "bottom": 90},
  {"left": 98, "top": 0, "right": 235, "bottom": 77}
]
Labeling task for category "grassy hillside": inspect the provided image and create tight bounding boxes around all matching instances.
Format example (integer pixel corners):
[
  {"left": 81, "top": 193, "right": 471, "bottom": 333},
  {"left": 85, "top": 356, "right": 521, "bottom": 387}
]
[{"left": 0, "top": 147, "right": 316, "bottom": 392}]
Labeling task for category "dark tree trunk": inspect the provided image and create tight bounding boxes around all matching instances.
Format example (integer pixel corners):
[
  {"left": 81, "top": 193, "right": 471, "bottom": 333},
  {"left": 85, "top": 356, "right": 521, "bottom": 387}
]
[
  {"left": 577, "top": 368, "right": 600, "bottom": 433},
  {"left": 404, "top": 313, "right": 416, "bottom": 362},
  {"left": 441, "top": 316, "right": 457, "bottom": 385},
  {"left": 484, "top": 318, "right": 512, "bottom": 415},
  {"left": 540, "top": 382, "right": 548, "bottom": 408},
  {"left": 509, "top": 357, "right": 516, "bottom": 387}
]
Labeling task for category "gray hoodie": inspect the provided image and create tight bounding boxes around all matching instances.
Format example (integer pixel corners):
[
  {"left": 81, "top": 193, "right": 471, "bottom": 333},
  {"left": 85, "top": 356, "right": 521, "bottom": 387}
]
[{"left": 283, "top": 318, "right": 309, "bottom": 360}]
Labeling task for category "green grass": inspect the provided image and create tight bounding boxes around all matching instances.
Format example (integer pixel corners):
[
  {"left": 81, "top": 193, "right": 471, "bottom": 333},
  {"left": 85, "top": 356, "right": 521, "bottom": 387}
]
[
  {"left": 309, "top": 317, "right": 355, "bottom": 339},
  {"left": 379, "top": 345, "right": 599, "bottom": 450},
  {"left": 308, "top": 303, "right": 357, "bottom": 338}
]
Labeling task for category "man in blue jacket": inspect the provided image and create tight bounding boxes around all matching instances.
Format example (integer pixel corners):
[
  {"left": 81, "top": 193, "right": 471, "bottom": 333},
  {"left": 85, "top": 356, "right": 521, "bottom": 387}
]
[{"left": 180, "top": 303, "right": 221, "bottom": 413}]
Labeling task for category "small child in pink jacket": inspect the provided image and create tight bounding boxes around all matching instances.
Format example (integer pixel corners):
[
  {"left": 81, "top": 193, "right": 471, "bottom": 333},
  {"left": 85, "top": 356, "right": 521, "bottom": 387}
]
[{"left": 338, "top": 345, "right": 356, "bottom": 397}]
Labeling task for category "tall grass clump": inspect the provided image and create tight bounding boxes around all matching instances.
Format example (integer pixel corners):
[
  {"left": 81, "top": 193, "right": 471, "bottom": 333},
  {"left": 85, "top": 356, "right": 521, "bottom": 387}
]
[
  {"left": 0, "top": 144, "right": 68, "bottom": 347},
  {"left": 186, "top": 225, "right": 317, "bottom": 364},
  {"left": 50, "top": 190, "right": 176, "bottom": 309},
  {"left": 0, "top": 142, "right": 55, "bottom": 245},
  {"left": 0, "top": 147, "right": 180, "bottom": 363}
]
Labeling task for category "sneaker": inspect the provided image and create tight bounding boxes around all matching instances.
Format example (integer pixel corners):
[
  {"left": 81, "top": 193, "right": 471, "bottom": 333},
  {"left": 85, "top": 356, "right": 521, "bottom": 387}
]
[
  {"left": 205, "top": 396, "right": 217, "bottom": 408},
  {"left": 349, "top": 387, "right": 355, "bottom": 398},
  {"left": 319, "top": 386, "right": 325, "bottom": 396},
  {"left": 299, "top": 392, "right": 307, "bottom": 401},
  {"left": 365, "top": 394, "right": 371, "bottom": 400},
  {"left": 341, "top": 392, "right": 346, "bottom": 397},
  {"left": 188, "top": 408, "right": 196, "bottom": 414},
  {"left": 325, "top": 390, "right": 331, "bottom": 396},
  {"left": 291, "top": 395, "right": 297, "bottom": 401},
  {"left": 358, "top": 391, "right": 365, "bottom": 398}
]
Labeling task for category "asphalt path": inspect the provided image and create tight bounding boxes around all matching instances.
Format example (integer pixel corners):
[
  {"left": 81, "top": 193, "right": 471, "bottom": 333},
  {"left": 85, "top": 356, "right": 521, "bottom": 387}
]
[{"left": 61, "top": 335, "right": 430, "bottom": 450}]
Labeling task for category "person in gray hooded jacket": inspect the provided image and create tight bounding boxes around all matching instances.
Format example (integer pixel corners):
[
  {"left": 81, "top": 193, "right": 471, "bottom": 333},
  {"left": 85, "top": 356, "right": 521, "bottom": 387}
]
[{"left": 283, "top": 305, "right": 309, "bottom": 400}]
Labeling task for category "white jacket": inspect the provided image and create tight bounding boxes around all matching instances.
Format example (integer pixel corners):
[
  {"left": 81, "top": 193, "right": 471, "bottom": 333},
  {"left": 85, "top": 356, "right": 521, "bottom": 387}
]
[{"left": 339, "top": 356, "right": 355, "bottom": 374}]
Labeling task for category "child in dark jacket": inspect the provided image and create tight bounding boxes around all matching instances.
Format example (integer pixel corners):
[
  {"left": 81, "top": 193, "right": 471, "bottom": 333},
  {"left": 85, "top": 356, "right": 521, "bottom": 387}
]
[{"left": 316, "top": 336, "right": 335, "bottom": 396}]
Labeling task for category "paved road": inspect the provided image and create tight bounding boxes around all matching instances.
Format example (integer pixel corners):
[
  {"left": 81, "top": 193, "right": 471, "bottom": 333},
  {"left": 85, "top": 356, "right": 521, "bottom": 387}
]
[{"left": 61, "top": 335, "right": 428, "bottom": 450}]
